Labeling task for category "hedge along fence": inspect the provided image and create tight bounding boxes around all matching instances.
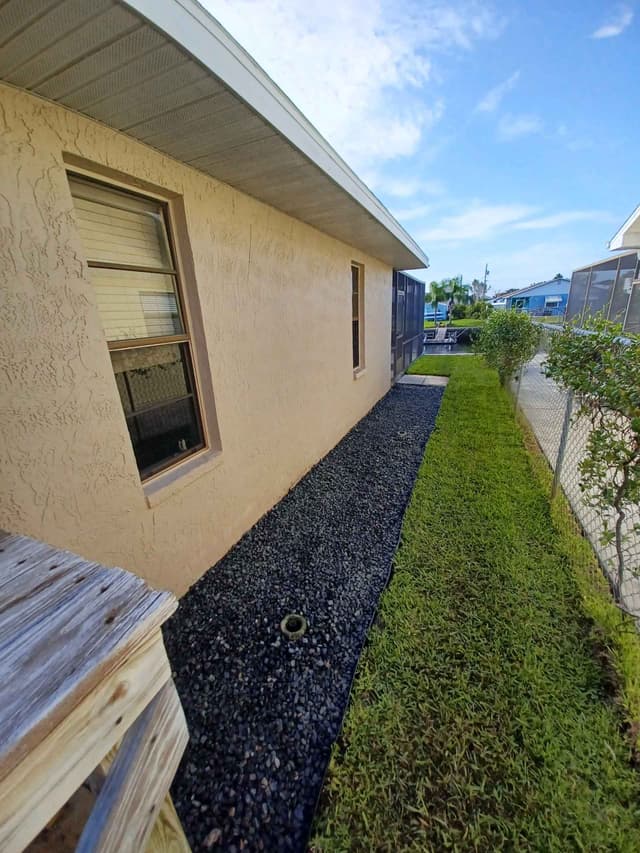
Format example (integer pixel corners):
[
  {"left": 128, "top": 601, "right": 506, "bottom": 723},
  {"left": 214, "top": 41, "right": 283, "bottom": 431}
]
[{"left": 512, "top": 321, "right": 640, "bottom": 619}]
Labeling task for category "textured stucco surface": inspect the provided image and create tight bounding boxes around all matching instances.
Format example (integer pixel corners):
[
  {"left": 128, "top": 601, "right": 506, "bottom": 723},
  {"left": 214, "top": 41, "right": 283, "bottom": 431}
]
[{"left": 0, "top": 84, "right": 394, "bottom": 596}]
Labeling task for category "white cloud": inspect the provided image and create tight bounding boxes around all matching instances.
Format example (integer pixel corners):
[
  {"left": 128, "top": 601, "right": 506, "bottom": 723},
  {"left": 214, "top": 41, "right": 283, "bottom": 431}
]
[
  {"left": 392, "top": 203, "right": 437, "bottom": 221},
  {"left": 482, "top": 240, "right": 595, "bottom": 291},
  {"left": 566, "top": 137, "right": 596, "bottom": 152},
  {"left": 475, "top": 70, "right": 520, "bottom": 113},
  {"left": 202, "top": 0, "right": 502, "bottom": 170},
  {"left": 420, "top": 202, "right": 612, "bottom": 244},
  {"left": 512, "top": 210, "right": 612, "bottom": 230},
  {"left": 420, "top": 203, "right": 537, "bottom": 242},
  {"left": 592, "top": 5, "right": 633, "bottom": 38},
  {"left": 366, "top": 175, "right": 446, "bottom": 198},
  {"left": 427, "top": 237, "right": 597, "bottom": 292},
  {"left": 497, "top": 113, "right": 543, "bottom": 141}
]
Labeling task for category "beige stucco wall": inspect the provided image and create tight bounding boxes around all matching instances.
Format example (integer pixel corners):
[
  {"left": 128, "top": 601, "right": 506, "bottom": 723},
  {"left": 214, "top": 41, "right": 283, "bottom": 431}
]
[{"left": 0, "top": 83, "right": 394, "bottom": 596}]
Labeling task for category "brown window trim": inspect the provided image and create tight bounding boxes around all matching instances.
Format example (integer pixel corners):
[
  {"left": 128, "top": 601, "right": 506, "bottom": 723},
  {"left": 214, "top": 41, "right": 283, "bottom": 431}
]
[
  {"left": 107, "top": 334, "right": 189, "bottom": 351},
  {"left": 87, "top": 260, "right": 178, "bottom": 275},
  {"left": 351, "top": 262, "right": 365, "bottom": 373},
  {"left": 68, "top": 172, "right": 209, "bottom": 482}
]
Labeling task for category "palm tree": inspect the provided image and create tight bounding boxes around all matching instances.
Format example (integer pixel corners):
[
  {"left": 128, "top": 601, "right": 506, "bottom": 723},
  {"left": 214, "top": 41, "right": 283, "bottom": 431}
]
[
  {"left": 471, "top": 278, "right": 486, "bottom": 301},
  {"left": 426, "top": 281, "right": 447, "bottom": 317},
  {"left": 449, "top": 278, "right": 471, "bottom": 305}
]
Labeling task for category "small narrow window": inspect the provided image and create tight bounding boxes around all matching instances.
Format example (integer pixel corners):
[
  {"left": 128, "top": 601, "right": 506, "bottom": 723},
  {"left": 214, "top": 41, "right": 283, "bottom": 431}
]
[
  {"left": 68, "top": 175, "right": 205, "bottom": 480},
  {"left": 351, "top": 263, "right": 364, "bottom": 371}
]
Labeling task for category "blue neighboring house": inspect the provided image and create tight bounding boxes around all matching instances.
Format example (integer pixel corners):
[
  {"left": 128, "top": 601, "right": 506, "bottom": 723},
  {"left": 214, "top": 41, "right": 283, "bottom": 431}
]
[
  {"left": 424, "top": 301, "right": 448, "bottom": 322},
  {"left": 505, "top": 277, "right": 570, "bottom": 317}
]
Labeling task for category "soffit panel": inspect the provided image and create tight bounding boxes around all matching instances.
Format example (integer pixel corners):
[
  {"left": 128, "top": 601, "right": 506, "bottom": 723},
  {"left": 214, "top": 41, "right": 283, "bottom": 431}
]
[{"left": 0, "top": 0, "right": 428, "bottom": 269}]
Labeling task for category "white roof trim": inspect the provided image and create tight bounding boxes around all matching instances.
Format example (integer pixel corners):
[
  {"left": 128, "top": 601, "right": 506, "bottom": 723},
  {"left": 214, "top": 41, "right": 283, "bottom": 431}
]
[
  {"left": 573, "top": 250, "right": 638, "bottom": 272},
  {"left": 120, "top": 0, "right": 428, "bottom": 269},
  {"left": 609, "top": 205, "right": 640, "bottom": 251},
  {"left": 505, "top": 278, "right": 569, "bottom": 299}
]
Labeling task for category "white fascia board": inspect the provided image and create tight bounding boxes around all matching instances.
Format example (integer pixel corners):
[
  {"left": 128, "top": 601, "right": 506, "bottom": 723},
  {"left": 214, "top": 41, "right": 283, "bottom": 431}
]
[
  {"left": 609, "top": 204, "right": 640, "bottom": 251},
  {"left": 120, "top": 0, "right": 429, "bottom": 269}
]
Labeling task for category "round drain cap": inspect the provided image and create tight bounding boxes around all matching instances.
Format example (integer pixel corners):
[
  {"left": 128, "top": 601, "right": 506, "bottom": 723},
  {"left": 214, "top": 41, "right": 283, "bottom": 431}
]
[{"left": 280, "top": 613, "right": 307, "bottom": 639}]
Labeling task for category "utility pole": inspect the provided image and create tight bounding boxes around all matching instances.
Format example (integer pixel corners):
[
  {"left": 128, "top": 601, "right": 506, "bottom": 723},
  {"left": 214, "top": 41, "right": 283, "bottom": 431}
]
[{"left": 483, "top": 263, "right": 490, "bottom": 291}]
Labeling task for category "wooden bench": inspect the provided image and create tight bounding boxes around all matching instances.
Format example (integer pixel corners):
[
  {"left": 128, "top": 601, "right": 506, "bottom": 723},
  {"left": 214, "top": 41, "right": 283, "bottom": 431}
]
[{"left": 0, "top": 530, "right": 190, "bottom": 852}]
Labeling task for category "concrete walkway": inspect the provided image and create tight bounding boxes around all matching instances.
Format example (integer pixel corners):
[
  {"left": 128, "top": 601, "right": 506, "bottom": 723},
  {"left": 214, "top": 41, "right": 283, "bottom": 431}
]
[
  {"left": 397, "top": 374, "right": 449, "bottom": 387},
  {"left": 516, "top": 354, "right": 640, "bottom": 617}
]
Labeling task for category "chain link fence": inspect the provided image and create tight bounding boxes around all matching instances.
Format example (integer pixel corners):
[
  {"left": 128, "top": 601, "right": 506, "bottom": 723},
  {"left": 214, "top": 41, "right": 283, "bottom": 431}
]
[{"left": 512, "top": 325, "right": 640, "bottom": 618}]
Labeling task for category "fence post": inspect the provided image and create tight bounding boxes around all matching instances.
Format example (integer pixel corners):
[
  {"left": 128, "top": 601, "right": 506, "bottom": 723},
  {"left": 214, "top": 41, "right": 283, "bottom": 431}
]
[
  {"left": 514, "top": 365, "right": 523, "bottom": 411},
  {"left": 552, "top": 389, "right": 574, "bottom": 499}
]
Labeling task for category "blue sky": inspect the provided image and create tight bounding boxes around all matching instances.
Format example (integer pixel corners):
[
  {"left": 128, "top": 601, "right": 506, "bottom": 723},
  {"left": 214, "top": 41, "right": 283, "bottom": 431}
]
[{"left": 203, "top": 0, "right": 638, "bottom": 293}]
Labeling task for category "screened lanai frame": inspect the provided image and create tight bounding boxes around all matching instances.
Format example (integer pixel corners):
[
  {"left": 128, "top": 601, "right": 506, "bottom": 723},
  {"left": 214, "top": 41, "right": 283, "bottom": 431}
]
[
  {"left": 566, "top": 251, "right": 640, "bottom": 334},
  {"left": 391, "top": 271, "right": 425, "bottom": 378}
]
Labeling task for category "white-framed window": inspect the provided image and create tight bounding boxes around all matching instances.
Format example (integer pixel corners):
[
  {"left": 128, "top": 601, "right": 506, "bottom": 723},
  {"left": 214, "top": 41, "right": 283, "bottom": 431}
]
[
  {"left": 351, "top": 262, "right": 365, "bottom": 371},
  {"left": 68, "top": 174, "right": 207, "bottom": 481}
]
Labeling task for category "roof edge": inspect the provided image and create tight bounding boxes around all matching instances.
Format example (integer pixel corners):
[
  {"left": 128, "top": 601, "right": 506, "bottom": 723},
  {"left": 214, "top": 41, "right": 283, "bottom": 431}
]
[
  {"left": 505, "top": 278, "right": 570, "bottom": 298},
  {"left": 121, "top": 0, "right": 429, "bottom": 269},
  {"left": 573, "top": 250, "right": 638, "bottom": 272},
  {"left": 608, "top": 204, "right": 640, "bottom": 251}
]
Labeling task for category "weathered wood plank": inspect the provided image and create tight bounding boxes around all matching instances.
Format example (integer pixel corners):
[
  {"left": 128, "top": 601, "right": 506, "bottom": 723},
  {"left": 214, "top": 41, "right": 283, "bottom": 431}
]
[
  {"left": 0, "top": 631, "right": 170, "bottom": 853},
  {"left": 25, "top": 779, "right": 191, "bottom": 853},
  {"left": 0, "top": 530, "right": 176, "bottom": 781},
  {"left": 77, "top": 681, "right": 189, "bottom": 853},
  {"left": 0, "top": 532, "right": 66, "bottom": 597},
  {"left": 0, "top": 556, "right": 106, "bottom": 647},
  {"left": 25, "top": 777, "right": 98, "bottom": 853},
  {"left": 147, "top": 795, "right": 192, "bottom": 853},
  {"left": 100, "top": 746, "right": 191, "bottom": 853}
]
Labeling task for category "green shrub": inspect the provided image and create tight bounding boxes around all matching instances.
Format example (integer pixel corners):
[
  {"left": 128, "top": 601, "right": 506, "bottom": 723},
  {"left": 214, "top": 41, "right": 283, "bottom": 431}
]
[
  {"left": 545, "top": 318, "right": 640, "bottom": 599},
  {"left": 475, "top": 309, "right": 540, "bottom": 385},
  {"left": 468, "top": 300, "right": 493, "bottom": 319},
  {"left": 450, "top": 302, "right": 467, "bottom": 320}
]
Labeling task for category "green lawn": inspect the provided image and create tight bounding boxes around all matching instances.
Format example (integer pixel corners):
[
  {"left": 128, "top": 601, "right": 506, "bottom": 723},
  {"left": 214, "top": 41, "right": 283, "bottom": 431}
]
[
  {"left": 424, "top": 318, "right": 486, "bottom": 329},
  {"left": 312, "top": 355, "right": 640, "bottom": 852}
]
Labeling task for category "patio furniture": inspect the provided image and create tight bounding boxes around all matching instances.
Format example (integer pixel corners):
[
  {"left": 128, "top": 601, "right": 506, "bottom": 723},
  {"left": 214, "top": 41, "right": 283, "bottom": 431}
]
[{"left": 0, "top": 530, "right": 190, "bottom": 852}]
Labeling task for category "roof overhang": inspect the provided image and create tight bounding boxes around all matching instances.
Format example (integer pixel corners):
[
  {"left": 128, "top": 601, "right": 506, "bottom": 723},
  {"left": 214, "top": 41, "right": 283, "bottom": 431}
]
[
  {"left": 505, "top": 279, "right": 569, "bottom": 299},
  {"left": 609, "top": 205, "right": 640, "bottom": 251},
  {"left": 573, "top": 250, "right": 638, "bottom": 272},
  {"left": 0, "top": 0, "right": 428, "bottom": 271}
]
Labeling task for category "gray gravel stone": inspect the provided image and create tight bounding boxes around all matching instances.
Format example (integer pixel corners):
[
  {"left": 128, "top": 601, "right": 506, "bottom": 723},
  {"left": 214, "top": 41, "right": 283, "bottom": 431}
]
[{"left": 164, "top": 385, "right": 443, "bottom": 851}]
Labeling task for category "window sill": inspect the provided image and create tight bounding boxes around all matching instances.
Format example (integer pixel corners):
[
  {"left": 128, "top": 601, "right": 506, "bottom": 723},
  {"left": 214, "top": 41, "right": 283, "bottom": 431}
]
[
  {"left": 353, "top": 367, "right": 367, "bottom": 380},
  {"left": 144, "top": 447, "right": 223, "bottom": 508}
]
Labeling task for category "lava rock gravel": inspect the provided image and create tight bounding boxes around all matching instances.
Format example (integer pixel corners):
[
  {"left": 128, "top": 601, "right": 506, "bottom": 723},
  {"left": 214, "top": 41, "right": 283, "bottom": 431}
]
[{"left": 164, "top": 385, "right": 443, "bottom": 851}]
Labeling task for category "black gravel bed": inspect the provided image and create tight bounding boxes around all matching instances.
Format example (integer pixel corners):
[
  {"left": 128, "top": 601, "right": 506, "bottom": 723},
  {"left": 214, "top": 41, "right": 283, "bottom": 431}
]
[{"left": 164, "top": 385, "right": 443, "bottom": 852}]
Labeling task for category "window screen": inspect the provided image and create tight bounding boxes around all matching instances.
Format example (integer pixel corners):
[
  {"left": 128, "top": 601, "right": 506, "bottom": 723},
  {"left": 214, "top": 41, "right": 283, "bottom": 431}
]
[
  {"left": 352, "top": 264, "right": 364, "bottom": 370},
  {"left": 583, "top": 259, "right": 617, "bottom": 320},
  {"left": 609, "top": 255, "right": 637, "bottom": 323},
  {"left": 69, "top": 175, "right": 205, "bottom": 480}
]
